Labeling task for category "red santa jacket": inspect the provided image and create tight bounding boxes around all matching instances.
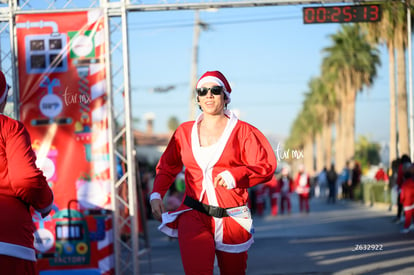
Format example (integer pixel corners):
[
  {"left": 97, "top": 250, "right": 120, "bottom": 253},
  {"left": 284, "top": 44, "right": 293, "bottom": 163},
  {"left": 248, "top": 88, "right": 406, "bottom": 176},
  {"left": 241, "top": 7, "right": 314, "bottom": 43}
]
[
  {"left": 0, "top": 115, "right": 53, "bottom": 261},
  {"left": 401, "top": 178, "right": 414, "bottom": 211},
  {"left": 151, "top": 110, "right": 277, "bottom": 252},
  {"left": 374, "top": 168, "right": 389, "bottom": 182},
  {"left": 294, "top": 172, "right": 311, "bottom": 195}
]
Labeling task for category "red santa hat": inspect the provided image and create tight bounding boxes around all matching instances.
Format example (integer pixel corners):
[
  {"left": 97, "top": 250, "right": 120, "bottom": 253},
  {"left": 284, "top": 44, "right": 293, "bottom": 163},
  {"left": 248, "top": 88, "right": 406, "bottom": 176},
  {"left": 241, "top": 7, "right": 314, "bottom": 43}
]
[
  {"left": 196, "top": 70, "right": 232, "bottom": 103},
  {"left": 0, "top": 71, "right": 8, "bottom": 104}
]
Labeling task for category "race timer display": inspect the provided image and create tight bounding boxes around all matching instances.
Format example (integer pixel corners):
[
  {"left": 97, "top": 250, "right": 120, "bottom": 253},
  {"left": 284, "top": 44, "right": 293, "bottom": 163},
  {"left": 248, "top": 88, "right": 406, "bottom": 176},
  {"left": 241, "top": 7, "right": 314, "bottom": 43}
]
[{"left": 303, "top": 4, "right": 381, "bottom": 24}]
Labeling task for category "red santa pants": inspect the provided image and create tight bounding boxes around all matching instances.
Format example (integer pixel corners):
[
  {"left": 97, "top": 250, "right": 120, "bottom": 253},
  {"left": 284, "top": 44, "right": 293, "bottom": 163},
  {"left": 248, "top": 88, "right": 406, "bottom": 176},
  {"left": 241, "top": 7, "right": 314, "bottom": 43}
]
[
  {"left": 404, "top": 208, "right": 414, "bottom": 229},
  {"left": 270, "top": 187, "right": 278, "bottom": 216},
  {"left": 0, "top": 255, "right": 36, "bottom": 275},
  {"left": 178, "top": 210, "right": 248, "bottom": 275},
  {"left": 298, "top": 193, "right": 310, "bottom": 212},
  {"left": 270, "top": 195, "right": 278, "bottom": 216}
]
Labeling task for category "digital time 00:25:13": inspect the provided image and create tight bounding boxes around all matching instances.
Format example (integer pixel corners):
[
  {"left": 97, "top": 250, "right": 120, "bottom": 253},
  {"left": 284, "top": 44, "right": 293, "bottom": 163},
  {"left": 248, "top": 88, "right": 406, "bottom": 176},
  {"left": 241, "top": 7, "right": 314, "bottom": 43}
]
[{"left": 303, "top": 4, "right": 381, "bottom": 24}]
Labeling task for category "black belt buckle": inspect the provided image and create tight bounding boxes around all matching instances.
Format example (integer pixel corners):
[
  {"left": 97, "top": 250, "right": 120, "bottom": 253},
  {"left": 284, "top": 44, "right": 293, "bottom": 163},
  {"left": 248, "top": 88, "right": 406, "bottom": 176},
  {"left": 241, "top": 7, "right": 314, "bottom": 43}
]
[
  {"left": 208, "top": 205, "right": 227, "bottom": 218},
  {"left": 185, "top": 196, "right": 229, "bottom": 218}
]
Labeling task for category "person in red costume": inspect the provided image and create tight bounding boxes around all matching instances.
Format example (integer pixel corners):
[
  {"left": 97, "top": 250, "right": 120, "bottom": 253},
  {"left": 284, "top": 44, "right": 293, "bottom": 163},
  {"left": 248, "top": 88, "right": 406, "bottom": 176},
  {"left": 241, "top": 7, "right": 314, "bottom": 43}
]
[
  {"left": 294, "top": 164, "right": 311, "bottom": 213},
  {"left": 0, "top": 71, "right": 54, "bottom": 274},
  {"left": 255, "top": 174, "right": 278, "bottom": 217},
  {"left": 395, "top": 154, "right": 411, "bottom": 223},
  {"left": 150, "top": 70, "right": 277, "bottom": 275},
  {"left": 278, "top": 167, "right": 294, "bottom": 214},
  {"left": 374, "top": 163, "right": 389, "bottom": 182},
  {"left": 400, "top": 164, "right": 414, "bottom": 233}
]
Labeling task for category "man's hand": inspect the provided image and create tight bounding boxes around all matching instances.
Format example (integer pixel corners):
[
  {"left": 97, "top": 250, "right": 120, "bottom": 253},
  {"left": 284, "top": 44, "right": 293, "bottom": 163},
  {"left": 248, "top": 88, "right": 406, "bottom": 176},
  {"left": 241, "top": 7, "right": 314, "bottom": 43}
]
[
  {"left": 214, "top": 175, "right": 227, "bottom": 188},
  {"left": 150, "top": 199, "right": 165, "bottom": 221}
]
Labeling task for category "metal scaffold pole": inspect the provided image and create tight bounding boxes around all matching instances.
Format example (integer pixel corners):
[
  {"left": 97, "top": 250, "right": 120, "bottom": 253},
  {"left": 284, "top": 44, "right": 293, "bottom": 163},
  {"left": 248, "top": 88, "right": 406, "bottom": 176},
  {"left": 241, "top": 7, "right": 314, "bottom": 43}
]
[{"left": 104, "top": 1, "right": 140, "bottom": 273}]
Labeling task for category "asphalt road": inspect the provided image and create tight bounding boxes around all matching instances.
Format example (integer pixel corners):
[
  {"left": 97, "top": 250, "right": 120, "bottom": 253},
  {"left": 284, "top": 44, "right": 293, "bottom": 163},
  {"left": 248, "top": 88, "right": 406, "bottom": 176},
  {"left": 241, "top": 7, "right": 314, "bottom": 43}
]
[{"left": 138, "top": 195, "right": 414, "bottom": 275}]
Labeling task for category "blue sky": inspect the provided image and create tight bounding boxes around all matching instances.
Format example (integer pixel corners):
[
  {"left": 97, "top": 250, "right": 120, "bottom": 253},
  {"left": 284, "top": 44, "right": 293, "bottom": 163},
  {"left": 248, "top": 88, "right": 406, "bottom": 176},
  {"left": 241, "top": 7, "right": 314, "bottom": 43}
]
[{"left": 127, "top": 5, "right": 392, "bottom": 144}]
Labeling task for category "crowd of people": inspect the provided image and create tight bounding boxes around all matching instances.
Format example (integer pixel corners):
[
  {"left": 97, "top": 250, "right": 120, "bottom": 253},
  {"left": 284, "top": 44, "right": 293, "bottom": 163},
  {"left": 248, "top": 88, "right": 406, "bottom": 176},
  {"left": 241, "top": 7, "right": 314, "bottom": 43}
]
[
  {"left": 246, "top": 160, "right": 362, "bottom": 217},
  {"left": 311, "top": 156, "right": 414, "bottom": 234},
  {"left": 249, "top": 165, "right": 311, "bottom": 217},
  {"left": 241, "top": 156, "right": 414, "bottom": 236}
]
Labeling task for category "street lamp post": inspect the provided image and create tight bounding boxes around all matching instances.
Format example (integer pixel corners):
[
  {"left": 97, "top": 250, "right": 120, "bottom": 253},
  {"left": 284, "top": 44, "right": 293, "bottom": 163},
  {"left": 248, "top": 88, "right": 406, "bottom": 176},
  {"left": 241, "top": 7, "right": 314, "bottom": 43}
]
[{"left": 189, "top": 10, "right": 200, "bottom": 120}]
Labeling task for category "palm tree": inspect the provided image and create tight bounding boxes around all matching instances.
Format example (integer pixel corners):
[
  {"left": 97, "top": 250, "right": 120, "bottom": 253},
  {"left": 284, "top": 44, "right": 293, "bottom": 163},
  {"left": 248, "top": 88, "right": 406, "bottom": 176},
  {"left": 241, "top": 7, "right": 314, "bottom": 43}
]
[
  {"left": 322, "top": 24, "right": 381, "bottom": 170},
  {"left": 319, "top": 69, "right": 343, "bottom": 169},
  {"left": 361, "top": 1, "right": 398, "bottom": 164},
  {"left": 308, "top": 84, "right": 326, "bottom": 173},
  {"left": 365, "top": 1, "right": 410, "bottom": 162},
  {"left": 306, "top": 77, "right": 337, "bottom": 171},
  {"left": 285, "top": 113, "right": 307, "bottom": 171},
  {"left": 285, "top": 88, "right": 322, "bottom": 174},
  {"left": 393, "top": 2, "right": 411, "bottom": 156},
  {"left": 362, "top": 1, "right": 414, "bottom": 160}
]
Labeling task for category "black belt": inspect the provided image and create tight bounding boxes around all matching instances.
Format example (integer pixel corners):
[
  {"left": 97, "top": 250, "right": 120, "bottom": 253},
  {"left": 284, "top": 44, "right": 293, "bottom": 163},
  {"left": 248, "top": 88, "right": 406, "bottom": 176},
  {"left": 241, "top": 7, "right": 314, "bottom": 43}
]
[{"left": 184, "top": 196, "right": 229, "bottom": 218}]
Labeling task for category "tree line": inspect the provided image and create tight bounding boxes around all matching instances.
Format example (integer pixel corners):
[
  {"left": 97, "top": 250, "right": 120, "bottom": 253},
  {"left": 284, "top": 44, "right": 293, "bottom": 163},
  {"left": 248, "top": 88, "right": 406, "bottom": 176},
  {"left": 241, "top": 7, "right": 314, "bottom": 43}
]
[{"left": 285, "top": 1, "right": 412, "bottom": 174}]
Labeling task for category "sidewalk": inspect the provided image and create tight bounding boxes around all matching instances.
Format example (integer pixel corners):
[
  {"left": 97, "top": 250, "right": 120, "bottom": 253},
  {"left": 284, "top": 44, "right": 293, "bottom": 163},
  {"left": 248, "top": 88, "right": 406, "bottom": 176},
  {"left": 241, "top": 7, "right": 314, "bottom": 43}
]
[{"left": 139, "top": 196, "right": 414, "bottom": 275}]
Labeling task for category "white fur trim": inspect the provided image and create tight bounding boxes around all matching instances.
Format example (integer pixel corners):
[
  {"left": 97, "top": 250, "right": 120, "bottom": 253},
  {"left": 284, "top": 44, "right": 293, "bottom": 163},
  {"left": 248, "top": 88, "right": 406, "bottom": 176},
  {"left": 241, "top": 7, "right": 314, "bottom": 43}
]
[
  {"left": 0, "top": 241, "right": 36, "bottom": 261},
  {"left": 197, "top": 76, "right": 225, "bottom": 89},
  {"left": 150, "top": 192, "right": 161, "bottom": 201},
  {"left": 404, "top": 203, "right": 414, "bottom": 211},
  {"left": 219, "top": 170, "right": 236, "bottom": 189},
  {"left": 158, "top": 209, "right": 192, "bottom": 238},
  {"left": 35, "top": 199, "right": 54, "bottom": 218},
  {"left": 191, "top": 110, "right": 238, "bottom": 204},
  {"left": 215, "top": 236, "right": 254, "bottom": 253}
]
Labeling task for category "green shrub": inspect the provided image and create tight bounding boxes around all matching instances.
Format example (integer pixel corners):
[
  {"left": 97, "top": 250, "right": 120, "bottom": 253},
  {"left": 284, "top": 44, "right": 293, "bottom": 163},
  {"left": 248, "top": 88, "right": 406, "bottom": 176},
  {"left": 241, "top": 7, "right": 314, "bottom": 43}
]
[{"left": 361, "top": 180, "right": 390, "bottom": 206}]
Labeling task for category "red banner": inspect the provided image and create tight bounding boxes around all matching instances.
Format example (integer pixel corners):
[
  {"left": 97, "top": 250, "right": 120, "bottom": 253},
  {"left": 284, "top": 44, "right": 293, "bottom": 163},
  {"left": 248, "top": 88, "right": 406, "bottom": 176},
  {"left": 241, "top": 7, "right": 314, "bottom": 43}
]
[{"left": 16, "top": 10, "right": 114, "bottom": 274}]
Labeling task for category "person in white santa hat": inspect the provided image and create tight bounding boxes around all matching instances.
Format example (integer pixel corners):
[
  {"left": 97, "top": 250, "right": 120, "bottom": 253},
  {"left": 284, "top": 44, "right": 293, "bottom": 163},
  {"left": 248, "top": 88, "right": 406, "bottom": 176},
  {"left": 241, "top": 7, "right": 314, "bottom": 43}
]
[
  {"left": 150, "top": 70, "right": 277, "bottom": 275},
  {"left": 0, "top": 70, "right": 54, "bottom": 274}
]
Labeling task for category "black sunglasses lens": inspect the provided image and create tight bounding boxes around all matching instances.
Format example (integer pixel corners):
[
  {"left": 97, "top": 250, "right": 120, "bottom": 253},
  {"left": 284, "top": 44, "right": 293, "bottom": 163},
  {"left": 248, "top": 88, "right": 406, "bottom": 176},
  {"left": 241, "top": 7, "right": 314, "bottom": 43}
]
[
  {"left": 211, "top": 86, "right": 223, "bottom": 95},
  {"left": 197, "top": 87, "right": 208, "bottom": 96},
  {"left": 197, "top": 86, "right": 223, "bottom": 96}
]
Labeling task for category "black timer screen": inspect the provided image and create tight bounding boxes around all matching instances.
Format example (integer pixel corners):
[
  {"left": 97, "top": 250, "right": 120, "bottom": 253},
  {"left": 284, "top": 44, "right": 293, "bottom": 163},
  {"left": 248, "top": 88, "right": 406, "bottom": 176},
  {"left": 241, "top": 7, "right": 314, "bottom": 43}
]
[{"left": 303, "top": 4, "right": 381, "bottom": 24}]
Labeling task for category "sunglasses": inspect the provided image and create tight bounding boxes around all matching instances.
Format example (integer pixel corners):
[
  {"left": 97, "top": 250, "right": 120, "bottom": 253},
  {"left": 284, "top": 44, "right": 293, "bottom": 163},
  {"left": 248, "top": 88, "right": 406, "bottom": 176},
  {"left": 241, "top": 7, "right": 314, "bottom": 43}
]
[{"left": 196, "top": 86, "right": 224, "bottom": 97}]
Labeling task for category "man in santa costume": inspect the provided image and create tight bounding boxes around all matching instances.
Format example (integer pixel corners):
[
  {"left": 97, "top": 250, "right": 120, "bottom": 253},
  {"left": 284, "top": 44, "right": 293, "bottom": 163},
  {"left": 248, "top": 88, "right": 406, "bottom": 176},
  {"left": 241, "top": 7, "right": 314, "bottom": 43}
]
[
  {"left": 0, "top": 71, "right": 54, "bottom": 274},
  {"left": 294, "top": 164, "right": 311, "bottom": 213},
  {"left": 150, "top": 70, "right": 277, "bottom": 275}
]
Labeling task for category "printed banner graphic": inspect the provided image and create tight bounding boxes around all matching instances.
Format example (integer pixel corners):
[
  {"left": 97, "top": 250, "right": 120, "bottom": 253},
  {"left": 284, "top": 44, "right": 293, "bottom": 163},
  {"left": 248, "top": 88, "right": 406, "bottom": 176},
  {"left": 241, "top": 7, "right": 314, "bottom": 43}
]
[{"left": 16, "top": 10, "right": 114, "bottom": 274}]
